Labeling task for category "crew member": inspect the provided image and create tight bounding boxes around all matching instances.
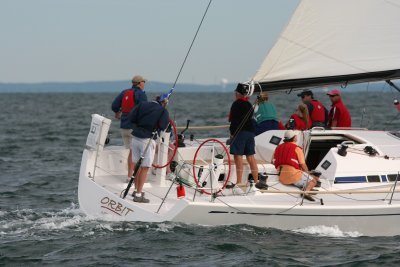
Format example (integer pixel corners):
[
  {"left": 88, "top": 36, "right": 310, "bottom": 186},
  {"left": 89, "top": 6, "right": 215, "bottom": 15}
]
[
  {"left": 297, "top": 90, "right": 328, "bottom": 127},
  {"left": 228, "top": 86, "right": 259, "bottom": 188},
  {"left": 128, "top": 95, "right": 169, "bottom": 203},
  {"left": 111, "top": 75, "right": 148, "bottom": 179},
  {"left": 273, "top": 130, "right": 319, "bottom": 201},
  {"left": 254, "top": 91, "right": 279, "bottom": 135},
  {"left": 327, "top": 89, "right": 351, "bottom": 128},
  {"left": 285, "top": 104, "right": 312, "bottom": 130}
]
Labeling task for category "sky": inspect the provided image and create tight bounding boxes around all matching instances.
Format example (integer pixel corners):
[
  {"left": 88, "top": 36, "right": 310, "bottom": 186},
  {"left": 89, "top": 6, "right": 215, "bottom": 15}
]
[{"left": 0, "top": 0, "right": 298, "bottom": 85}]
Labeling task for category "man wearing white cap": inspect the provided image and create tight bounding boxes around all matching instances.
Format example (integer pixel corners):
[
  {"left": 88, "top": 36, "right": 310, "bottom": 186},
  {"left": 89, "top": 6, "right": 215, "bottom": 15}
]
[
  {"left": 273, "top": 130, "right": 319, "bottom": 201},
  {"left": 111, "top": 75, "right": 148, "bottom": 179}
]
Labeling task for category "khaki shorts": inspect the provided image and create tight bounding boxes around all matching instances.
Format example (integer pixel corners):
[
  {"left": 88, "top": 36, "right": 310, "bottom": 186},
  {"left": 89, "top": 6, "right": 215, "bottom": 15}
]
[
  {"left": 120, "top": 129, "right": 133, "bottom": 149},
  {"left": 131, "top": 136, "right": 156, "bottom": 167}
]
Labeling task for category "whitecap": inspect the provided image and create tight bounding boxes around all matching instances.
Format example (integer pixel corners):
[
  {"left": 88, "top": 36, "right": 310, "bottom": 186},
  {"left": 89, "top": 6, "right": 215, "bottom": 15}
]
[
  {"left": 292, "top": 225, "right": 362, "bottom": 238},
  {"left": 155, "top": 222, "right": 175, "bottom": 232}
]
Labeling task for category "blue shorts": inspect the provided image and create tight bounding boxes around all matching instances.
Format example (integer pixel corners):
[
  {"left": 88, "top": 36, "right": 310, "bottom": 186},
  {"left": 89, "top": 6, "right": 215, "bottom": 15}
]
[{"left": 229, "top": 131, "right": 255, "bottom": 155}]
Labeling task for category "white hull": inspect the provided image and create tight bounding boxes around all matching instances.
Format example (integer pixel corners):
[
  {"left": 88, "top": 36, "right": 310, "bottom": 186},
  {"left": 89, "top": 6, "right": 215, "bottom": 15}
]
[{"left": 78, "top": 116, "right": 400, "bottom": 236}]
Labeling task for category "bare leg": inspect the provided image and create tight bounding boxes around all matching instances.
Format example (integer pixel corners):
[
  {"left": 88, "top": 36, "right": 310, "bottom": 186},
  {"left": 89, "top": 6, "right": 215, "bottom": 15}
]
[
  {"left": 246, "top": 155, "right": 259, "bottom": 183},
  {"left": 234, "top": 155, "right": 243, "bottom": 184},
  {"left": 166, "top": 144, "right": 175, "bottom": 174},
  {"left": 136, "top": 167, "right": 149, "bottom": 193},
  {"left": 131, "top": 162, "right": 138, "bottom": 190},
  {"left": 305, "top": 176, "right": 318, "bottom": 192},
  {"left": 128, "top": 150, "right": 133, "bottom": 177}
]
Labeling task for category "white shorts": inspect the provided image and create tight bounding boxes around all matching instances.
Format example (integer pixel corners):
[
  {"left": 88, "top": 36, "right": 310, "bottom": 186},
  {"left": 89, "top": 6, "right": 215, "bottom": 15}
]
[
  {"left": 120, "top": 129, "right": 133, "bottom": 149},
  {"left": 131, "top": 136, "right": 156, "bottom": 167}
]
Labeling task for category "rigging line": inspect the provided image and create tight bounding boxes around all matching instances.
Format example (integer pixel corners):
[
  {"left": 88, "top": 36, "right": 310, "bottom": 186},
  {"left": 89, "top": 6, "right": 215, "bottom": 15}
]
[
  {"left": 384, "top": 112, "right": 400, "bottom": 131},
  {"left": 170, "top": 0, "right": 213, "bottom": 93},
  {"left": 360, "top": 82, "right": 370, "bottom": 128},
  {"left": 215, "top": 196, "right": 302, "bottom": 216}
]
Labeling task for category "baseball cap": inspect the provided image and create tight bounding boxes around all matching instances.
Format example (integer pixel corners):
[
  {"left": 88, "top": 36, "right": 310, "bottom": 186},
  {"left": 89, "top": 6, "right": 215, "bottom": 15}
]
[
  {"left": 297, "top": 90, "right": 313, "bottom": 97},
  {"left": 132, "top": 75, "right": 147, "bottom": 83},
  {"left": 235, "top": 83, "right": 250, "bottom": 96},
  {"left": 284, "top": 130, "right": 298, "bottom": 140},
  {"left": 327, "top": 88, "right": 341, "bottom": 96}
]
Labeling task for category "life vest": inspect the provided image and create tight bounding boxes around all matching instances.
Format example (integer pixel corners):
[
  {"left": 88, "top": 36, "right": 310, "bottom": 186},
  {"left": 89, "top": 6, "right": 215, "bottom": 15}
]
[
  {"left": 274, "top": 142, "right": 300, "bottom": 169},
  {"left": 328, "top": 100, "right": 352, "bottom": 127},
  {"left": 290, "top": 114, "right": 311, "bottom": 130},
  {"left": 121, "top": 89, "right": 135, "bottom": 113},
  {"left": 309, "top": 100, "right": 325, "bottom": 123}
]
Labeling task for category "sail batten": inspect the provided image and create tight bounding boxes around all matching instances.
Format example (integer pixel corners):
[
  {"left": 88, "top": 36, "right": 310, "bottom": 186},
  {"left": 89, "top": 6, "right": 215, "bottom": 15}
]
[{"left": 252, "top": 0, "right": 400, "bottom": 91}]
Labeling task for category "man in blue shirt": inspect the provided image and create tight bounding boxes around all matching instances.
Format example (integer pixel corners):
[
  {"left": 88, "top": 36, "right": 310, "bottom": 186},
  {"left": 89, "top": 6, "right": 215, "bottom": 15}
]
[
  {"left": 128, "top": 95, "right": 170, "bottom": 203},
  {"left": 111, "top": 75, "right": 148, "bottom": 179}
]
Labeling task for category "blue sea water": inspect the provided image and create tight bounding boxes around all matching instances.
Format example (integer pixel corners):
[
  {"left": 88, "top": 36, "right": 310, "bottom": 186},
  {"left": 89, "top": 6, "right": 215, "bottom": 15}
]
[{"left": 1, "top": 91, "right": 400, "bottom": 266}]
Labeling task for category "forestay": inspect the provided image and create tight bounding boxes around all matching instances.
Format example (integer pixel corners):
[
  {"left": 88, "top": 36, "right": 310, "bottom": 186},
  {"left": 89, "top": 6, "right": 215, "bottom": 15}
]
[{"left": 250, "top": 0, "right": 400, "bottom": 92}]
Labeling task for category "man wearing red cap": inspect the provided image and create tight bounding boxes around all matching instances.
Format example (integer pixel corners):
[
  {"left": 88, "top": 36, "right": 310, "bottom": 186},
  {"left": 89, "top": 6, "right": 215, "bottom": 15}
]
[{"left": 327, "top": 89, "right": 351, "bottom": 128}]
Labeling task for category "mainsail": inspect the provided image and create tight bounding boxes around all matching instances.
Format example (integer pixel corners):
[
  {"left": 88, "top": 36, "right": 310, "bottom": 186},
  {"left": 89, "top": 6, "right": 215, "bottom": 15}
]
[{"left": 247, "top": 0, "right": 400, "bottom": 92}]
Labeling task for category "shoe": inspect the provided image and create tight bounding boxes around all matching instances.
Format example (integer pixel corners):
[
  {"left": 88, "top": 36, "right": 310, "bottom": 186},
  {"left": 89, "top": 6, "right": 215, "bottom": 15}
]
[
  {"left": 255, "top": 181, "right": 268, "bottom": 190},
  {"left": 315, "top": 181, "right": 321, "bottom": 188},
  {"left": 166, "top": 173, "right": 175, "bottom": 181},
  {"left": 233, "top": 186, "right": 244, "bottom": 194},
  {"left": 309, "top": 189, "right": 319, "bottom": 195},
  {"left": 225, "top": 183, "right": 236, "bottom": 189},
  {"left": 133, "top": 192, "right": 150, "bottom": 203},
  {"left": 301, "top": 193, "right": 315, "bottom": 202}
]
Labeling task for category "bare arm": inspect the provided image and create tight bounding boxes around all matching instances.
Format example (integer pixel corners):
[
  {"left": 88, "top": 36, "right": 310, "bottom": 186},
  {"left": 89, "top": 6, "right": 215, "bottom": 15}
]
[{"left": 300, "top": 163, "right": 309, "bottom": 172}]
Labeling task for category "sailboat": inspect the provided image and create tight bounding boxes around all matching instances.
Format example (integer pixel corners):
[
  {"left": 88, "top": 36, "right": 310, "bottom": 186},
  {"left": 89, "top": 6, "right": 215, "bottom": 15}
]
[{"left": 78, "top": 0, "right": 400, "bottom": 236}]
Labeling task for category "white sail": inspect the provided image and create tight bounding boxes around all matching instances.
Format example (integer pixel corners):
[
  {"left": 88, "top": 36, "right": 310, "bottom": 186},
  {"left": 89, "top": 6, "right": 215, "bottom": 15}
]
[{"left": 252, "top": 0, "right": 400, "bottom": 90}]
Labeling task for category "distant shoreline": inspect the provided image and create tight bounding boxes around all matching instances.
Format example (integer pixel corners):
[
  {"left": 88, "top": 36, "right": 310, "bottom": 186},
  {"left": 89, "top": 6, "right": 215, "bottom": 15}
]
[
  {"left": 0, "top": 81, "right": 234, "bottom": 93},
  {"left": 0, "top": 80, "right": 393, "bottom": 93}
]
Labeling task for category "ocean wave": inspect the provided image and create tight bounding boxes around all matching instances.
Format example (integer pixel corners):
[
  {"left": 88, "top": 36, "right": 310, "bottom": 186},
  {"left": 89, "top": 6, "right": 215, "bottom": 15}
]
[
  {"left": 0, "top": 203, "right": 88, "bottom": 236},
  {"left": 292, "top": 225, "right": 361, "bottom": 238}
]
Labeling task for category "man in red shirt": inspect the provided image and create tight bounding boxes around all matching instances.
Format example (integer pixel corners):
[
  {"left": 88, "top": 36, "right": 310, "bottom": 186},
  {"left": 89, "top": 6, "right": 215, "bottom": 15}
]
[{"left": 327, "top": 89, "right": 351, "bottom": 128}]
